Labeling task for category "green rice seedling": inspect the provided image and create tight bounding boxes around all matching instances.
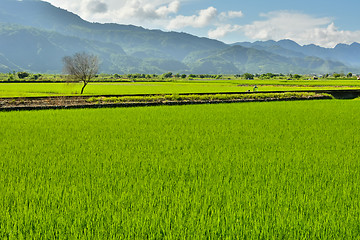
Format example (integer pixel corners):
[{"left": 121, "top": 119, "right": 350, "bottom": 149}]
[
  {"left": 0, "top": 100, "right": 360, "bottom": 239},
  {"left": 0, "top": 81, "right": 359, "bottom": 97}
]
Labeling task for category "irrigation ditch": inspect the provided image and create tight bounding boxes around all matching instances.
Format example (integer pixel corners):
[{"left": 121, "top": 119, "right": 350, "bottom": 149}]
[{"left": 0, "top": 89, "right": 359, "bottom": 112}]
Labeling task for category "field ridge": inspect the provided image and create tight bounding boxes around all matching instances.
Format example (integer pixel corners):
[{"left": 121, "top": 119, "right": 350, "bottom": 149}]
[{"left": 0, "top": 92, "right": 332, "bottom": 111}]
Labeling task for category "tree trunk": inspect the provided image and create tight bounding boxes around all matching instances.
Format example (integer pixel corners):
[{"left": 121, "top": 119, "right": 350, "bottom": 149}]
[{"left": 80, "top": 82, "right": 87, "bottom": 94}]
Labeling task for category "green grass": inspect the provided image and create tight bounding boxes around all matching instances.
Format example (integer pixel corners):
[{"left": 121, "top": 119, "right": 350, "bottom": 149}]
[
  {"left": 213, "top": 79, "right": 360, "bottom": 87},
  {"left": 0, "top": 80, "right": 359, "bottom": 97},
  {"left": 1, "top": 100, "right": 360, "bottom": 239}
]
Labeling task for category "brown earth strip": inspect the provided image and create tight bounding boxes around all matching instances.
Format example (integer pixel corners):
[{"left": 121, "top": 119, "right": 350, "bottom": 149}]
[{"left": 0, "top": 95, "right": 332, "bottom": 112}]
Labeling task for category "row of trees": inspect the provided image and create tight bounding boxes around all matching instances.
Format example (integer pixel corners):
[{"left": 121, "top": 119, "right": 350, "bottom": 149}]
[
  {"left": 236, "top": 72, "right": 357, "bottom": 80},
  {"left": 6, "top": 71, "right": 42, "bottom": 81},
  {"left": 123, "top": 73, "right": 222, "bottom": 79}
]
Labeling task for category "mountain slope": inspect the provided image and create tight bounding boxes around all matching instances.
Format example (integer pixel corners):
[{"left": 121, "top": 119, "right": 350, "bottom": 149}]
[
  {"left": 0, "top": 0, "right": 227, "bottom": 61},
  {"left": 0, "top": 53, "right": 21, "bottom": 72},
  {"left": 0, "top": 24, "right": 126, "bottom": 72},
  {"left": 0, "top": 0, "right": 358, "bottom": 74},
  {"left": 186, "top": 45, "right": 351, "bottom": 74},
  {"left": 0, "top": 24, "right": 192, "bottom": 73}
]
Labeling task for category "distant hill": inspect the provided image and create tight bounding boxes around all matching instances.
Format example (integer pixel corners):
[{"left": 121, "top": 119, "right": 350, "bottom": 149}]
[
  {"left": 233, "top": 39, "right": 360, "bottom": 68},
  {"left": 0, "top": 23, "right": 128, "bottom": 73},
  {"left": 185, "top": 45, "right": 350, "bottom": 74},
  {"left": 0, "top": 0, "right": 358, "bottom": 74},
  {"left": 0, "top": 0, "right": 227, "bottom": 61}
]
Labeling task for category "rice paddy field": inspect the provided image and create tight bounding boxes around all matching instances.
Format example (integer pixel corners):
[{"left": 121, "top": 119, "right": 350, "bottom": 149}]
[
  {"left": 0, "top": 79, "right": 360, "bottom": 97},
  {"left": 1, "top": 100, "right": 360, "bottom": 239}
]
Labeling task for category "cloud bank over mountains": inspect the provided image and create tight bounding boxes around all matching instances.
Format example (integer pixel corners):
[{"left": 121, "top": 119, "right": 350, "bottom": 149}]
[
  {"left": 45, "top": 0, "right": 360, "bottom": 48},
  {"left": 240, "top": 11, "right": 360, "bottom": 48}
]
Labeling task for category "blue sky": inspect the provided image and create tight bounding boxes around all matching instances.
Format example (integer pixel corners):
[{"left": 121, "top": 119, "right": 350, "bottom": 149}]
[{"left": 44, "top": 0, "right": 360, "bottom": 47}]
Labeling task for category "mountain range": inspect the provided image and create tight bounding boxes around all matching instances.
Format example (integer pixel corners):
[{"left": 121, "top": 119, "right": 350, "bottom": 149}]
[{"left": 0, "top": 0, "right": 359, "bottom": 74}]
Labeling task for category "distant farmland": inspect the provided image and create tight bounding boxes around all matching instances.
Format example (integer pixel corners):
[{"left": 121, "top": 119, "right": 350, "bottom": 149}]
[
  {"left": 1, "top": 100, "right": 360, "bottom": 238},
  {"left": 1, "top": 79, "right": 360, "bottom": 97}
]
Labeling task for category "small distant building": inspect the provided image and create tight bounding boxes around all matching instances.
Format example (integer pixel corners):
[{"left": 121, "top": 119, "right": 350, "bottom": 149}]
[{"left": 313, "top": 76, "right": 318, "bottom": 80}]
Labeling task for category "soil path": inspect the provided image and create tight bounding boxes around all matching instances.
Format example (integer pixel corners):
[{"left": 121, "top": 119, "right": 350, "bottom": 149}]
[{"left": 0, "top": 93, "right": 332, "bottom": 111}]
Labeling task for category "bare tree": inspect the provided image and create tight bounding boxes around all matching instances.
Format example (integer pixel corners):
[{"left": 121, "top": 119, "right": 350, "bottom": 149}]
[{"left": 63, "top": 52, "right": 99, "bottom": 94}]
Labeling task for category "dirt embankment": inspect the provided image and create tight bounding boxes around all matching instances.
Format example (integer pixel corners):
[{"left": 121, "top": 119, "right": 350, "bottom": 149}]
[
  {"left": 0, "top": 93, "right": 332, "bottom": 112},
  {"left": 0, "top": 96, "right": 93, "bottom": 108}
]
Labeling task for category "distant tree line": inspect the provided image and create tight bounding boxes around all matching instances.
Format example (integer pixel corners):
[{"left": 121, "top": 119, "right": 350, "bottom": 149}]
[
  {"left": 123, "top": 73, "right": 223, "bottom": 79},
  {"left": 188, "top": 74, "right": 223, "bottom": 79},
  {"left": 5, "top": 71, "right": 42, "bottom": 81},
  {"left": 126, "top": 73, "right": 156, "bottom": 79},
  {"left": 2, "top": 70, "right": 359, "bottom": 82}
]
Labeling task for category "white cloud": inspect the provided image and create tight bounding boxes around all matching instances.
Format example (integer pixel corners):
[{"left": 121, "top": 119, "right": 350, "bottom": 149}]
[
  {"left": 220, "top": 10, "right": 243, "bottom": 19},
  {"left": 243, "top": 11, "right": 330, "bottom": 40},
  {"left": 106, "top": 0, "right": 181, "bottom": 22},
  {"left": 302, "top": 23, "right": 360, "bottom": 48},
  {"left": 208, "top": 24, "right": 242, "bottom": 39},
  {"left": 87, "top": 1, "right": 108, "bottom": 14},
  {"left": 155, "top": 1, "right": 180, "bottom": 18},
  {"left": 228, "top": 11, "right": 244, "bottom": 18},
  {"left": 242, "top": 11, "right": 360, "bottom": 47},
  {"left": 167, "top": 7, "right": 218, "bottom": 30},
  {"left": 45, "top": 0, "right": 182, "bottom": 24},
  {"left": 208, "top": 10, "right": 244, "bottom": 39}
]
